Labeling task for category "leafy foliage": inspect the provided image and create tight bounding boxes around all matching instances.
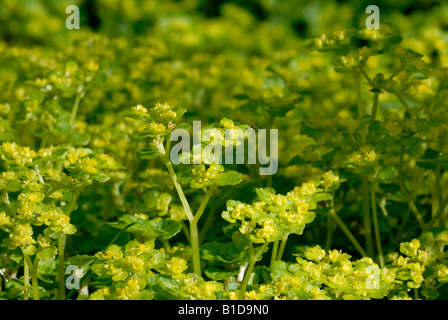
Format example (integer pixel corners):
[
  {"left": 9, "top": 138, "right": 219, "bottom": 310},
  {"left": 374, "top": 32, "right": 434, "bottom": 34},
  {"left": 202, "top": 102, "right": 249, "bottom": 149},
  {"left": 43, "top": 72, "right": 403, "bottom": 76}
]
[{"left": 1, "top": 0, "right": 448, "bottom": 301}]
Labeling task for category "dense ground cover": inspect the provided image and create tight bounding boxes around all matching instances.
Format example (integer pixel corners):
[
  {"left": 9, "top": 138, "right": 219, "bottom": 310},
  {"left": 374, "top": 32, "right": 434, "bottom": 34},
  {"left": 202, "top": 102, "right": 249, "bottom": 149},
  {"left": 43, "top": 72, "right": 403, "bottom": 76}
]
[{"left": 1, "top": 0, "right": 448, "bottom": 300}]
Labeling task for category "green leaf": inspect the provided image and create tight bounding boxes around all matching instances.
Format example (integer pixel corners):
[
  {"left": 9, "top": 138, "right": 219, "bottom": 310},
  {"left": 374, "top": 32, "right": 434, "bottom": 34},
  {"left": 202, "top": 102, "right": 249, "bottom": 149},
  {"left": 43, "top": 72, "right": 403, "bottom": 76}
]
[
  {"left": 120, "top": 111, "right": 150, "bottom": 121},
  {"left": 36, "top": 246, "right": 58, "bottom": 261},
  {"left": 215, "top": 171, "right": 242, "bottom": 186},
  {"left": 51, "top": 148, "right": 69, "bottom": 160},
  {"left": 137, "top": 148, "right": 159, "bottom": 160},
  {"left": 68, "top": 255, "right": 95, "bottom": 267},
  {"left": 108, "top": 215, "right": 181, "bottom": 240},
  {"left": 423, "top": 148, "right": 440, "bottom": 160},
  {"left": 312, "top": 192, "right": 332, "bottom": 202},
  {"left": 200, "top": 242, "right": 223, "bottom": 261},
  {"left": 255, "top": 187, "right": 275, "bottom": 203},
  {"left": 150, "top": 274, "right": 180, "bottom": 298},
  {"left": 233, "top": 94, "right": 250, "bottom": 100},
  {"left": 416, "top": 161, "right": 437, "bottom": 169},
  {"left": 7, "top": 179, "right": 22, "bottom": 192},
  {"left": 379, "top": 183, "right": 400, "bottom": 193},
  {"left": 69, "top": 133, "right": 91, "bottom": 146},
  {"left": 217, "top": 243, "right": 243, "bottom": 264},
  {"left": 61, "top": 191, "right": 75, "bottom": 202},
  {"left": 204, "top": 266, "right": 239, "bottom": 281},
  {"left": 288, "top": 155, "right": 307, "bottom": 166},
  {"left": 232, "top": 231, "right": 250, "bottom": 251},
  {"left": 174, "top": 122, "right": 191, "bottom": 130},
  {"left": 378, "top": 166, "right": 398, "bottom": 181},
  {"left": 62, "top": 224, "right": 77, "bottom": 235},
  {"left": 378, "top": 35, "right": 403, "bottom": 47},
  {"left": 92, "top": 173, "right": 110, "bottom": 183}
]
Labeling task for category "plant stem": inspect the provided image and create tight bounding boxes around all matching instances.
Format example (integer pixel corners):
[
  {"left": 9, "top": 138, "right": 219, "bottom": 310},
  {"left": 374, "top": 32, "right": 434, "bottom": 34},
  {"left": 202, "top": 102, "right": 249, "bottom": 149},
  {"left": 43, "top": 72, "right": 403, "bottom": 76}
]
[
  {"left": 189, "top": 219, "right": 201, "bottom": 276},
  {"left": 394, "top": 92, "right": 412, "bottom": 116},
  {"left": 58, "top": 234, "right": 66, "bottom": 300},
  {"left": 161, "top": 239, "right": 172, "bottom": 253},
  {"left": 360, "top": 67, "right": 374, "bottom": 88},
  {"left": 399, "top": 183, "right": 425, "bottom": 230},
  {"left": 425, "top": 195, "right": 448, "bottom": 231},
  {"left": 31, "top": 257, "right": 40, "bottom": 300},
  {"left": 270, "top": 240, "right": 279, "bottom": 267},
  {"left": 181, "top": 221, "right": 191, "bottom": 244},
  {"left": 193, "top": 184, "right": 217, "bottom": 224},
  {"left": 432, "top": 168, "right": 441, "bottom": 225},
  {"left": 69, "top": 86, "right": 84, "bottom": 128},
  {"left": 161, "top": 139, "right": 217, "bottom": 277},
  {"left": 366, "top": 90, "right": 380, "bottom": 144},
  {"left": 394, "top": 208, "right": 410, "bottom": 244},
  {"left": 57, "top": 188, "right": 81, "bottom": 300},
  {"left": 238, "top": 242, "right": 269, "bottom": 300},
  {"left": 329, "top": 210, "right": 368, "bottom": 257},
  {"left": 188, "top": 185, "right": 218, "bottom": 277},
  {"left": 362, "top": 176, "right": 374, "bottom": 257},
  {"left": 163, "top": 158, "right": 194, "bottom": 221},
  {"left": 370, "top": 182, "right": 384, "bottom": 268},
  {"left": 325, "top": 215, "right": 334, "bottom": 252},
  {"left": 22, "top": 251, "right": 40, "bottom": 300},
  {"left": 23, "top": 253, "right": 30, "bottom": 301},
  {"left": 199, "top": 208, "right": 216, "bottom": 244},
  {"left": 325, "top": 191, "right": 336, "bottom": 252},
  {"left": 277, "top": 235, "right": 288, "bottom": 261},
  {"left": 354, "top": 70, "right": 363, "bottom": 117}
]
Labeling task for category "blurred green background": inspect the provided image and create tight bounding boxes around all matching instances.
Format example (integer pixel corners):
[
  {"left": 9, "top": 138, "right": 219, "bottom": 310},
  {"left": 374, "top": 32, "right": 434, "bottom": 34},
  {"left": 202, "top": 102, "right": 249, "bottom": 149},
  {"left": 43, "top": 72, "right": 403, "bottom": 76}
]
[{"left": 1, "top": 0, "right": 447, "bottom": 43}]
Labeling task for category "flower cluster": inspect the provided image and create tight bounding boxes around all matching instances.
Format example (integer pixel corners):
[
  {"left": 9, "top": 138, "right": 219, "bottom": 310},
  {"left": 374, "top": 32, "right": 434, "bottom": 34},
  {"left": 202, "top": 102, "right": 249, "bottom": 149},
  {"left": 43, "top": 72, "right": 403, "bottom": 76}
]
[
  {"left": 222, "top": 177, "right": 331, "bottom": 243},
  {"left": 269, "top": 245, "right": 395, "bottom": 300}
]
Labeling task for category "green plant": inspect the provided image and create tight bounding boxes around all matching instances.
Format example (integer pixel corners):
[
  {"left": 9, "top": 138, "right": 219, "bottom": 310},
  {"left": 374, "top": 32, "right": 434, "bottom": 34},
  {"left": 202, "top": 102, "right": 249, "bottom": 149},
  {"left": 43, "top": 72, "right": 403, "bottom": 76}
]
[{"left": 1, "top": 0, "right": 448, "bottom": 301}]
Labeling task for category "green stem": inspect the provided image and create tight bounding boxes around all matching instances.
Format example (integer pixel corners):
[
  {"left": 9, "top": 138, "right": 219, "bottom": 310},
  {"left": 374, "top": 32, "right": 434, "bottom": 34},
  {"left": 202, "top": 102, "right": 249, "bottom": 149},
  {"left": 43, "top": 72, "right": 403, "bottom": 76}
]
[
  {"left": 277, "top": 235, "right": 288, "bottom": 261},
  {"left": 161, "top": 139, "right": 209, "bottom": 276},
  {"left": 432, "top": 168, "right": 441, "bottom": 225},
  {"left": 394, "top": 209, "right": 410, "bottom": 244},
  {"left": 425, "top": 195, "right": 448, "bottom": 231},
  {"left": 370, "top": 182, "right": 384, "bottom": 268},
  {"left": 360, "top": 66, "right": 374, "bottom": 88},
  {"left": 270, "top": 240, "right": 279, "bottom": 267},
  {"left": 1, "top": 191, "right": 17, "bottom": 218},
  {"left": 429, "top": 81, "right": 443, "bottom": 113},
  {"left": 354, "top": 70, "right": 363, "bottom": 117},
  {"left": 362, "top": 176, "right": 374, "bottom": 257},
  {"left": 199, "top": 208, "right": 216, "bottom": 244},
  {"left": 400, "top": 183, "right": 425, "bottom": 230},
  {"left": 329, "top": 210, "right": 368, "bottom": 257},
  {"left": 394, "top": 92, "right": 412, "bottom": 116},
  {"left": 56, "top": 188, "right": 81, "bottom": 300},
  {"left": 238, "top": 242, "right": 269, "bottom": 300},
  {"left": 366, "top": 90, "right": 380, "bottom": 144},
  {"left": 69, "top": 87, "right": 84, "bottom": 128},
  {"left": 58, "top": 234, "right": 66, "bottom": 300},
  {"left": 23, "top": 253, "right": 30, "bottom": 301},
  {"left": 189, "top": 220, "right": 201, "bottom": 276},
  {"left": 31, "top": 257, "right": 40, "bottom": 300},
  {"left": 325, "top": 191, "right": 336, "bottom": 252},
  {"left": 22, "top": 252, "right": 40, "bottom": 300},
  {"left": 181, "top": 221, "right": 191, "bottom": 244},
  {"left": 163, "top": 158, "right": 194, "bottom": 221},
  {"left": 161, "top": 239, "right": 172, "bottom": 254},
  {"left": 193, "top": 184, "right": 217, "bottom": 224}
]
